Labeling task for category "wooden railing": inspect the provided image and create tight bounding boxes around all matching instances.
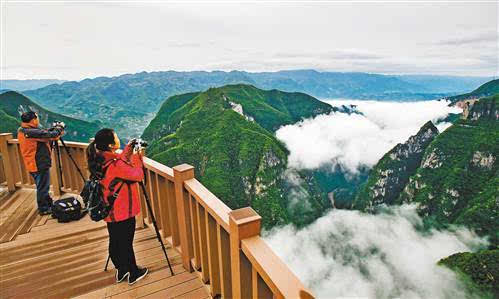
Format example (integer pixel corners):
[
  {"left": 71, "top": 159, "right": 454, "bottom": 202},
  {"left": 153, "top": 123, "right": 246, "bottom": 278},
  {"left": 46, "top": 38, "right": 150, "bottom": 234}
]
[
  {"left": 0, "top": 133, "right": 314, "bottom": 299},
  {"left": 0, "top": 154, "right": 5, "bottom": 185}
]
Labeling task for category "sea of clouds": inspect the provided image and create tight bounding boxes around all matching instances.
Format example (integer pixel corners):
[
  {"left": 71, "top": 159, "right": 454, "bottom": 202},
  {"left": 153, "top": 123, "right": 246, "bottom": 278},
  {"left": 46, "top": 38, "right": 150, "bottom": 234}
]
[
  {"left": 276, "top": 100, "right": 462, "bottom": 173},
  {"left": 271, "top": 101, "right": 484, "bottom": 298},
  {"left": 264, "top": 205, "right": 488, "bottom": 299}
]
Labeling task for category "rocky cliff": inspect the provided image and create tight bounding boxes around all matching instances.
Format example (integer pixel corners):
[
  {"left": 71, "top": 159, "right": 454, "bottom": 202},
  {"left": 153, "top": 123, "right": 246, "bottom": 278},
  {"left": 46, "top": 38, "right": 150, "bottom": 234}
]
[
  {"left": 355, "top": 121, "right": 439, "bottom": 209},
  {"left": 357, "top": 94, "right": 498, "bottom": 247},
  {"left": 400, "top": 95, "right": 498, "bottom": 245}
]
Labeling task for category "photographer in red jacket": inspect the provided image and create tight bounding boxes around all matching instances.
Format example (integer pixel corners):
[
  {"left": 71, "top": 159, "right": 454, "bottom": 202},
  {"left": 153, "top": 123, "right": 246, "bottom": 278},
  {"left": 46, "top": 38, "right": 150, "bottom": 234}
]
[{"left": 86, "top": 128, "right": 148, "bottom": 285}]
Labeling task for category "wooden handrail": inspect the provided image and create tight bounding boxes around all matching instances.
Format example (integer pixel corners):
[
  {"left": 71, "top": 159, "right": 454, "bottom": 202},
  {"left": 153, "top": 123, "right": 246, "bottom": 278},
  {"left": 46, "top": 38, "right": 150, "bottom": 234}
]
[
  {"left": 0, "top": 133, "right": 314, "bottom": 299},
  {"left": 0, "top": 154, "right": 5, "bottom": 185},
  {"left": 241, "top": 236, "right": 314, "bottom": 299},
  {"left": 184, "top": 178, "right": 231, "bottom": 231},
  {"left": 143, "top": 157, "right": 174, "bottom": 181}
]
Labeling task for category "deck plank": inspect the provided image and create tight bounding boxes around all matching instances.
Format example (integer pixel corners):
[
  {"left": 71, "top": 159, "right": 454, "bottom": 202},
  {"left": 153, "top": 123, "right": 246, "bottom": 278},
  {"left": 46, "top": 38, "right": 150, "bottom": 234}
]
[
  {"left": 0, "top": 189, "right": 32, "bottom": 224},
  {"left": 139, "top": 278, "right": 205, "bottom": 299},
  {"left": 0, "top": 190, "right": 37, "bottom": 243},
  {"left": 74, "top": 264, "right": 186, "bottom": 299},
  {"left": 109, "top": 271, "right": 198, "bottom": 299},
  {"left": 174, "top": 286, "right": 210, "bottom": 299},
  {"left": 0, "top": 188, "right": 206, "bottom": 299}
]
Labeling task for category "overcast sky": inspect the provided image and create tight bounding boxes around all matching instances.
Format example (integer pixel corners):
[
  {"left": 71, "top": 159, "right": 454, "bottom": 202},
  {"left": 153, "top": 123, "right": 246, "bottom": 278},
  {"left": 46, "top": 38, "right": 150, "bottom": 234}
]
[{"left": 1, "top": 1, "right": 497, "bottom": 80}]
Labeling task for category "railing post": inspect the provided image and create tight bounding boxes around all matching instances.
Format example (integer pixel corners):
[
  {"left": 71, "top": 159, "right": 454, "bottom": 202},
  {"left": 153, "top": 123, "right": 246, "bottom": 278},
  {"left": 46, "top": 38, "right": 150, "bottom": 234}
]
[
  {"left": 49, "top": 142, "right": 63, "bottom": 197},
  {"left": 0, "top": 133, "right": 16, "bottom": 192},
  {"left": 229, "top": 207, "right": 262, "bottom": 299},
  {"left": 173, "top": 164, "right": 195, "bottom": 272}
]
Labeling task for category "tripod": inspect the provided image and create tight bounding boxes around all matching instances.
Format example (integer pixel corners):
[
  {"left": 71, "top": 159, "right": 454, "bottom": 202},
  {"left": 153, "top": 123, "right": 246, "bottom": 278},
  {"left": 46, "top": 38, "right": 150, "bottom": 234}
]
[
  {"left": 53, "top": 137, "right": 87, "bottom": 184},
  {"left": 103, "top": 181, "right": 175, "bottom": 276}
]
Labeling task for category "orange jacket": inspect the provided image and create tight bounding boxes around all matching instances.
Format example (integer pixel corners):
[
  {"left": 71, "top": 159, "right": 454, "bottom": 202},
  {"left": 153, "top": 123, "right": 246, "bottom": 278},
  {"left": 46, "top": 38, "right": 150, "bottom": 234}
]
[{"left": 18, "top": 121, "right": 62, "bottom": 173}]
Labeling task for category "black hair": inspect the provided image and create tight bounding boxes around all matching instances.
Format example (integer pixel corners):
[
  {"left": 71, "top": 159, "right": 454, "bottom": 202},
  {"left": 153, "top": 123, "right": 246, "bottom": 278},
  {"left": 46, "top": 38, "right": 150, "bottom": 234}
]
[
  {"left": 86, "top": 128, "right": 115, "bottom": 178},
  {"left": 21, "top": 111, "right": 37, "bottom": 123}
]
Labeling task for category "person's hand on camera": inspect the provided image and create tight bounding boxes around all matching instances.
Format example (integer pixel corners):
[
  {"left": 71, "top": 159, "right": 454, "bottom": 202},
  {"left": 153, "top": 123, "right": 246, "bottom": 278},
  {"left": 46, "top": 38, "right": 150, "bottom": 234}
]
[{"left": 138, "top": 147, "right": 146, "bottom": 157}]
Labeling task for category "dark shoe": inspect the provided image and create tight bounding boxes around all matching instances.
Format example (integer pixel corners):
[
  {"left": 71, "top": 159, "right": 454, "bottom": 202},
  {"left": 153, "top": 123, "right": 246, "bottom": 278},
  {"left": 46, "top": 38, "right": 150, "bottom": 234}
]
[
  {"left": 39, "top": 208, "right": 52, "bottom": 216},
  {"left": 128, "top": 267, "right": 148, "bottom": 285},
  {"left": 116, "top": 269, "right": 130, "bottom": 283}
]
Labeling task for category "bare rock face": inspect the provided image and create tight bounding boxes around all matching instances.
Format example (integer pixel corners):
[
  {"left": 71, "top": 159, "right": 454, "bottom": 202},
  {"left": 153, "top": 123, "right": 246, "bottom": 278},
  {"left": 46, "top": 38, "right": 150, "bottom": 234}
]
[
  {"left": 421, "top": 149, "right": 443, "bottom": 169},
  {"left": 356, "top": 121, "right": 439, "bottom": 209},
  {"left": 467, "top": 96, "right": 499, "bottom": 121},
  {"left": 471, "top": 151, "right": 495, "bottom": 170}
]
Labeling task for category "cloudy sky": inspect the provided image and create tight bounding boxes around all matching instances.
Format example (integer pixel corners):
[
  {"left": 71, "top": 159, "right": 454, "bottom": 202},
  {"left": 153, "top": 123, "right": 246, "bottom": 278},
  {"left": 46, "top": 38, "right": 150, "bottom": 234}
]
[{"left": 1, "top": 1, "right": 497, "bottom": 80}]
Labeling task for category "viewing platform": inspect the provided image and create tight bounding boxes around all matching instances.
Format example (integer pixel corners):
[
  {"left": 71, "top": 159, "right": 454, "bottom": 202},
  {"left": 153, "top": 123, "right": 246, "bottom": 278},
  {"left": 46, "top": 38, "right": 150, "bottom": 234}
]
[{"left": 0, "top": 133, "right": 313, "bottom": 299}]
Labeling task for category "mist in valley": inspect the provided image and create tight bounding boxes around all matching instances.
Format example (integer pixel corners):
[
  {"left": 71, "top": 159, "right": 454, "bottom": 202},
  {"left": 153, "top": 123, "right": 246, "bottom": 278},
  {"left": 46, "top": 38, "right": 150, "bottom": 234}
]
[
  {"left": 269, "top": 100, "right": 481, "bottom": 298},
  {"left": 264, "top": 204, "right": 487, "bottom": 298}
]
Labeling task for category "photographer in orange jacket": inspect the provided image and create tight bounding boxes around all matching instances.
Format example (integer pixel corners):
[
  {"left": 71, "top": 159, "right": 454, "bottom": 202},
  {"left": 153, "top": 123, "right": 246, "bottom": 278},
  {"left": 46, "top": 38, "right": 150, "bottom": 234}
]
[{"left": 18, "top": 111, "right": 64, "bottom": 215}]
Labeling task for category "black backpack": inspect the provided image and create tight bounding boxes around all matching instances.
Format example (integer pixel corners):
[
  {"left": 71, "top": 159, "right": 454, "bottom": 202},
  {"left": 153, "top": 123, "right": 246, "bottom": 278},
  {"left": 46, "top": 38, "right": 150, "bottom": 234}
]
[
  {"left": 52, "top": 197, "right": 86, "bottom": 223},
  {"left": 80, "top": 159, "right": 128, "bottom": 222}
]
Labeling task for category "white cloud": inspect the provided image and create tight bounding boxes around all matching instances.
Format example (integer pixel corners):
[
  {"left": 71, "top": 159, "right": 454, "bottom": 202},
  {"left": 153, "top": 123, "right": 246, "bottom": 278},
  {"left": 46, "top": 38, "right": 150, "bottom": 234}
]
[
  {"left": 276, "top": 100, "right": 462, "bottom": 173},
  {"left": 264, "top": 204, "right": 488, "bottom": 299}
]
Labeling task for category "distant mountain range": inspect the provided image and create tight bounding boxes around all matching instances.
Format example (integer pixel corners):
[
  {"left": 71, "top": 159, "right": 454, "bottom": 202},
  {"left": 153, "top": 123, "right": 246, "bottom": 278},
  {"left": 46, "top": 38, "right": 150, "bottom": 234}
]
[
  {"left": 0, "top": 79, "right": 66, "bottom": 91},
  {"left": 21, "top": 70, "right": 491, "bottom": 138},
  {"left": 0, "top": 91, "right": 99, "bottom": 142}
]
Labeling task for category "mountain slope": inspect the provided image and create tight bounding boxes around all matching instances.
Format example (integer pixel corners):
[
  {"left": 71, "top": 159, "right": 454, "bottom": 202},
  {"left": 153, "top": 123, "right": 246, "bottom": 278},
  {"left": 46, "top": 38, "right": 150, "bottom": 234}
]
[
  {"left": 400, "top": 95, "right": 498, "bottom": 245},
  {"left": 0, "top": 91, "right": 99, "bottom": 142},
  {"left": 356, "top": 94, "right": 498, "bottom": 246},
  {"left": 144, "top": 85, "right": 333, "bottom": 228},
  {"left": 355, "top": 121, "right": 439, "bottom": 209},
  {"left": 447, "top": 79, "right": 499, "bottom": 103},
  {"left": 142, "top": 84, "right": 334, "bottom": 141},
  {"left": 438, "top": 250, "right": 498, "bottom": 298},
  {"left": 0, "top": 108, "right": 20, "bottom": 134}
]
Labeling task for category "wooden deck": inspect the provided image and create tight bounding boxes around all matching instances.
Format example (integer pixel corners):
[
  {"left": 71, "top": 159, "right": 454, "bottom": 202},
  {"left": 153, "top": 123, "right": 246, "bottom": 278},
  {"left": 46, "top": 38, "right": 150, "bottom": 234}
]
[{"left": 0, "top": 188, "right": 210, "bottom": 299}]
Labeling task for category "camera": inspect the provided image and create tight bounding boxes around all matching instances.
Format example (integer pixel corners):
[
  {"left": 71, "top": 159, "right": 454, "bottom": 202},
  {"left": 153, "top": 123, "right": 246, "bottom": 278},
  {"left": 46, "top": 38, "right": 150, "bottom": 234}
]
[
  {"left": 129, "top": 138, "right": 148, "bottom": 151},
  {"left": 51, "top": 121, "right": 66, "bottom": 130}
]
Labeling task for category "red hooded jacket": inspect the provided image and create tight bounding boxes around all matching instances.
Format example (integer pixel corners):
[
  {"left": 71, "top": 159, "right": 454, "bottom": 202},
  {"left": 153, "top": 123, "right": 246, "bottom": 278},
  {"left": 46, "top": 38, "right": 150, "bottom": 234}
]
[{"left": 100, "top": 144, "right": 144, "bottom": 222}]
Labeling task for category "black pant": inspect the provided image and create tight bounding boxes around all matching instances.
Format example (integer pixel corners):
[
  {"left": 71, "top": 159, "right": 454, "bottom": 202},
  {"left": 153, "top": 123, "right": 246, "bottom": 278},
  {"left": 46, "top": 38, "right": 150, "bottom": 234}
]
[
  {"left": 107, "top": 217, "right": 139, "bottom": 274},
  {"left": 30, "top": 169, "right": 52, "bottom": 212}
]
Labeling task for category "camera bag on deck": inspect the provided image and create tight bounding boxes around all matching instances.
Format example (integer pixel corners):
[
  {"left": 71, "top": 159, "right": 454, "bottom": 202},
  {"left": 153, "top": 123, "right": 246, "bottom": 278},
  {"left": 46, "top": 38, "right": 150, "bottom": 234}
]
[{"left": 52, "top": 197, "right": 85, "bottom": 223}]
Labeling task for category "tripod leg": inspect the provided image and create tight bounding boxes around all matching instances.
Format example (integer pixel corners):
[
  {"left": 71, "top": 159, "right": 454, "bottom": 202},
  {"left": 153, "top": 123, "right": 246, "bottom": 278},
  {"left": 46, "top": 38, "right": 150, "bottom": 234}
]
[
  {"left": 54, "top": 142, "right": 64, "bottom": 189},
  {"left": 104, "top": 255, "right": 111, "bottom": 271},
  {"left": 59, "top": 137, "right": 87, "bottom": 182},
  {"left": 139, "top": 182, "right": 174, "bottom": 276}
]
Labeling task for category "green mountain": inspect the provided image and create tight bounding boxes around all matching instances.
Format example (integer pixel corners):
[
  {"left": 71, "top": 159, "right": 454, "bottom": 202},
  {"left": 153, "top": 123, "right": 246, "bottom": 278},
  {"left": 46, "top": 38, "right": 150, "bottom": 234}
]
[
  {"left": 23, "top": 70, "right": 489, "bottom": 139},
  {"left": 144, "top": 84, "right": 333, "bottom": 228},
  {"left": 143, "top": 84, "right": 334, "bottom": 141},
  {"left": 356, "top": 95, "right": 499, "bottom": 246},
  {"left": 447, "top": 79, "right": 499, "bottom": 104},
  {"left": 355, "top": 121, "right": 439, "bottom": 210},
  {"left": 0, "top": 91, "right": 99, "bottom": 142},
  {"left": 438, "top": 250, "right": 498, "bottom": 298}
]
